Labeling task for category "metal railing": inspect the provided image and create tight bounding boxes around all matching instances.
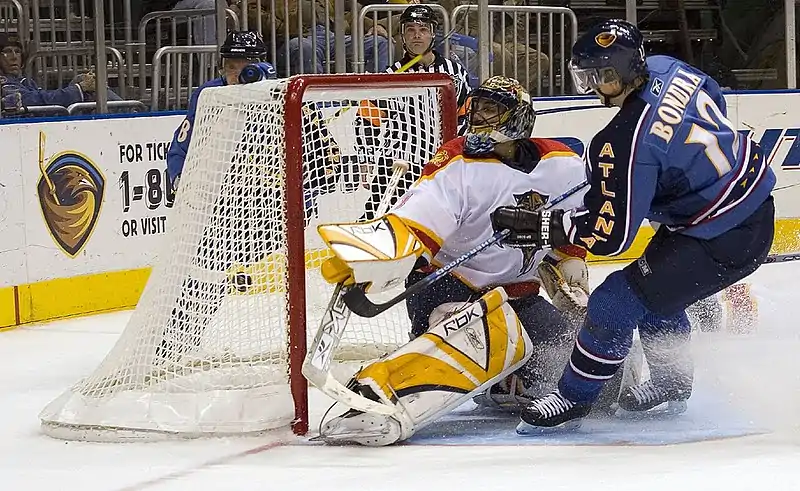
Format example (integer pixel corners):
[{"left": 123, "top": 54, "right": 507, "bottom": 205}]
[
  {"left": 0, "top": 0, "right": 26, "bottom": 40},
  {"left": 24, "top": 45, "right": 125, "bottom": 96},
  {"left": 4, "top": 0, "right": 800, "bottom": 116},
  {"left": 135, "top": 7, "right": 239, "bottom": 101},
  {"left": 67, "top": 100, "right": 148, "bottom": 114},
  {"left": 151, "top": 45, "right": 218, "bottom": 111},
  {"left": 1, "top": 104, "right": 69, "bottom": 118},
  {"left": 451, "top": 5, "right": 577, "bottom": 96}
]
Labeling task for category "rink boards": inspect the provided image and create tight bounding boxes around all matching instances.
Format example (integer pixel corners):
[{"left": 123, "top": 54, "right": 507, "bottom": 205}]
[{"left": 2, "top": 91, "right": 800, "bottom": 328}]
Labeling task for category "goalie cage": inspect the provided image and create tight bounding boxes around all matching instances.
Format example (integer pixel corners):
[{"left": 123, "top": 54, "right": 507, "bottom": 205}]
[{"left": 39, "top": 73, "right": 458, "bottom": 441}]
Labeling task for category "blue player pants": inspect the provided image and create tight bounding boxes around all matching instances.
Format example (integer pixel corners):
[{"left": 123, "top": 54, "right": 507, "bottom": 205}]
[{"left": 559, "top": 196, "right": 775, "bottom": 403}]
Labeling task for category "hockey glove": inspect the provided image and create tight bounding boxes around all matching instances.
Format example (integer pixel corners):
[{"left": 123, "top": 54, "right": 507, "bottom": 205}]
[
  {"left": 239, "top": 62, "right": 277, "bottom": 84},
  {"left": 537, "top": 252, "right": 589, "bottom": 321},
  {"left": 491, "top": 206, "right": 569, "bottom": 250}
]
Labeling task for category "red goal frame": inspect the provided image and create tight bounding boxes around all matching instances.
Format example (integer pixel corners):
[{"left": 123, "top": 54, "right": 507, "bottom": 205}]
[{"left": 282, "top": 73, "right": 458, "bottom": 435}]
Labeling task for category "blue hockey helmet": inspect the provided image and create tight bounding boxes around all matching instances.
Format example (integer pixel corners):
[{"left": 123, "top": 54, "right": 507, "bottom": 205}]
[{"left": 569, "top": 19, "right": 647, "bottom": 98}]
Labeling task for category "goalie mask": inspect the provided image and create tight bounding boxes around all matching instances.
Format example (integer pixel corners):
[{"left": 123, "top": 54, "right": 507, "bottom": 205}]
[{"left": 464, "top": 76, "right": 536, "bottom": 153}]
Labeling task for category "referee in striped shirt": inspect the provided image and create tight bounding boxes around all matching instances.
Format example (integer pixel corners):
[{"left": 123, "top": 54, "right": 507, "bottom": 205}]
[
  {"left": 387, "top": 5, "right": 471, "bottom": 110},
  {"left": 361, "top": 4, "right": 472, "bottom": 220}
]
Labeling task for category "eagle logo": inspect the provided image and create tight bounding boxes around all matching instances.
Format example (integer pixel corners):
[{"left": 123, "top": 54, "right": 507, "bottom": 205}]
[
  {"left": 36, "top": 131, "right": 105, "bottom": 258},
  {"left": 512, "top": 190, "right": 549, "bottom": 276},
  {"left": 595, "top": 31, "right": 617, "bottom": 48}
]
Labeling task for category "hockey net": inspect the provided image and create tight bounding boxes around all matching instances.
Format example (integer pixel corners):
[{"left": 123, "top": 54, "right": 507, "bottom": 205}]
[{"left": 40, "top": 73, "right": 458, "bottom": 441}]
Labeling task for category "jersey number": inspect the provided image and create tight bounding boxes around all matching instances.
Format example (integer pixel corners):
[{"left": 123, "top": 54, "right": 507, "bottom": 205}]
[
  {"left": 685, "top": 91, "right": 738, "bottom": 177},
  {"left": 177, "top": 119, "right": 191, "bottom": 143}
]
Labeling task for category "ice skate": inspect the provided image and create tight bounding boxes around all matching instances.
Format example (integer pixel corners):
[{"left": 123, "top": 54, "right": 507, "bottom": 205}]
[
  {"left": 473, "top": 374, "right": 541, "bottom": 413},
  {"left": 616, "top": 379, "right": 691, "bottom": 417},
  {"left": 516, "top": 390, "right": 592, "bottom": 435},
  {"left": 315, "top": 409, "right": 403, "bottom": 447}
]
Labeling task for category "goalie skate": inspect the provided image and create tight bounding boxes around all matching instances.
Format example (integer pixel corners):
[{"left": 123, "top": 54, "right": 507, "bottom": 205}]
[
  {"left": 472, "top": 374, "right": 538, "bottom": 413},
  {"left": 315, "top": 409, "right": 403, "bottom": 447}
]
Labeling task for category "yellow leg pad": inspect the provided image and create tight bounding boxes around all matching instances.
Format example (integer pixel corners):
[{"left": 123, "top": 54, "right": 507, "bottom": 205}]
[{"left": 355, "top": 287, "right": 533, "bottom": 434}]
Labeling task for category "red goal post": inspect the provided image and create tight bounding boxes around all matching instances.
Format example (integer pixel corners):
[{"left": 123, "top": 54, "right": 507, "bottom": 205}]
[{"left": 284, "top": 73, "right": 458, "bottom": 434}]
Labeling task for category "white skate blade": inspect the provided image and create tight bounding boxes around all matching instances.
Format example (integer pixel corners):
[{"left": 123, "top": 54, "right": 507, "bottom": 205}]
[
  {"left": 614, "top": 400, "right": 688, "bottom": 420},
  {"left": 515, "top": 418, "right": 583, "bottom": 436},
  {"left": 317, "top": 412, "right": 402, "bottom": 446}
]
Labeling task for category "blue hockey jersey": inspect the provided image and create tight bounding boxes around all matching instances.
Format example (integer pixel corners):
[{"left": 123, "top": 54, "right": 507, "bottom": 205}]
[
  {"left": 166, "top": 77, "right": 225, "bottom": 186},
  {"left": 564, "top": 55, "right": 776, "bottom": 256},
  {"left": 166, "top": 62, "right": 277, "bottom": 187}
]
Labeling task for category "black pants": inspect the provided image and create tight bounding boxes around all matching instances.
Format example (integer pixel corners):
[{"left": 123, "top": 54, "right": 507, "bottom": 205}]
[{"left": 625, "top": 196, "right": 775, "bottom": 316}]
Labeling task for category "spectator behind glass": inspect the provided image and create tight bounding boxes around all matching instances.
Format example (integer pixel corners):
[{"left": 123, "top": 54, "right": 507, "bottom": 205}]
[
  {"left": 232, "top": 0, "right": 391, "bottom": 75},
  {"left": 0, "top": 34, "right": 122, "bottom": 117},
  {"left": 171, "top": 0, "right": 233, "bottom": 46}
]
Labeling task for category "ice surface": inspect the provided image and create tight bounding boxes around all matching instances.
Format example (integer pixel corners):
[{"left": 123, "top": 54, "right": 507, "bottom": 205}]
[{"left": 2, "top": 263, "right": 799, "bottom": 490}]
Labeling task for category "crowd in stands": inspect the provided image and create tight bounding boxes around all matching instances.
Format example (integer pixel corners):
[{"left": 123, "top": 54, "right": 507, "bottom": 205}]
[{"left": 0, "top": 0, "right": 794, "bottom": 119}]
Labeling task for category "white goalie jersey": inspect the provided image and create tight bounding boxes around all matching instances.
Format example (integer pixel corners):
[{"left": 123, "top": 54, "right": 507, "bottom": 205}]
[{"left": 391, "top": 136, "right": 589, "bottom": 295}]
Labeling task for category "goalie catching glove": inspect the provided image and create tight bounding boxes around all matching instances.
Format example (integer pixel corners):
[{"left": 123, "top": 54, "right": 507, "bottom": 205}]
[
  {"left": 537, "top": 249, "right": 589, "bottom": 321},
  {"left": 318, "top": 214, "right": 430, "bottom": 293}
]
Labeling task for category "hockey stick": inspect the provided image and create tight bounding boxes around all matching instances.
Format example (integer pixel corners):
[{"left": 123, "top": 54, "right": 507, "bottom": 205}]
[
  {"left": 537, "top": 104, "right": 607, "bottom": 116},
  {"left": 343, "top": 179, "right": 591, "bottom": 318},
  {"left": 764, "top": 252, "right": 800, "bottom": 264},
  {"left": 302, "top": 161, "right": 411, "bottom": 416}
]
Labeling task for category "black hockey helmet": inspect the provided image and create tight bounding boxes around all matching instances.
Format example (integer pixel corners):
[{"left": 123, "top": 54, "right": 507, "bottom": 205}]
[
  {"left": 465, "top": 76, "right": 536, "bottom": 142},
  {"left": 400, "top": 5, "right": 438, "bottom": 55},
  {"left": 220, "top": 30, "right": 267, "bottom": 61},
  {"left": 569, "top": 19, "right": 647, "bottom": 103}
]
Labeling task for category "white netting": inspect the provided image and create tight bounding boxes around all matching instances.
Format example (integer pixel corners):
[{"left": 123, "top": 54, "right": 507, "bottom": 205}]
[{"left": 40, "top": 76, "right": 449, "bottom": 440}]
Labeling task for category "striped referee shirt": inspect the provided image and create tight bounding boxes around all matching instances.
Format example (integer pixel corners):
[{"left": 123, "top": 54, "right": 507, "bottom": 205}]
[{"left": 387, "top": 50, "right": 472, "bottom": 108}]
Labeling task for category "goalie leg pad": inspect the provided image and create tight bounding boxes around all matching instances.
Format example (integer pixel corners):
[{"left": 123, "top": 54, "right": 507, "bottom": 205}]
[{"left": 319, "top": 287, "right": 533, "bottom": 445}]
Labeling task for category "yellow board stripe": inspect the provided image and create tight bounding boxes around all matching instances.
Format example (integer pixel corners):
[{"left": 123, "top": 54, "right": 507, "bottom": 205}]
[{"left": 3, "top": 218, "right": 799, "bottom": 329}]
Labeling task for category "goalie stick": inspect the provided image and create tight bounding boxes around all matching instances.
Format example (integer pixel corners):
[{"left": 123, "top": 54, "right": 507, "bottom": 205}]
[
  {"left": 343, "top": 180, "right": 592, "bottom": 318},
  {"left": 302, "top": 160, "right": 411, "bottom": 416}
]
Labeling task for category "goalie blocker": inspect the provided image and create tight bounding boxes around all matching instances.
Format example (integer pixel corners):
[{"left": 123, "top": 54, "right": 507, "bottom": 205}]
[{"left": 312, "top": 215, "right": 534, "bottom": 446}]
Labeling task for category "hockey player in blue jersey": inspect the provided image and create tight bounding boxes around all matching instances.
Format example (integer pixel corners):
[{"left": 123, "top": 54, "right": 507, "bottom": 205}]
[
  {"left": 491, "top": 19, "right": 776, "bottom": 432},
  {"left": 159, "top": 30, "right": 276, "bottom": 362},
  {"left": 166, "top": 30, "right": 275, "bottom": 191}
]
